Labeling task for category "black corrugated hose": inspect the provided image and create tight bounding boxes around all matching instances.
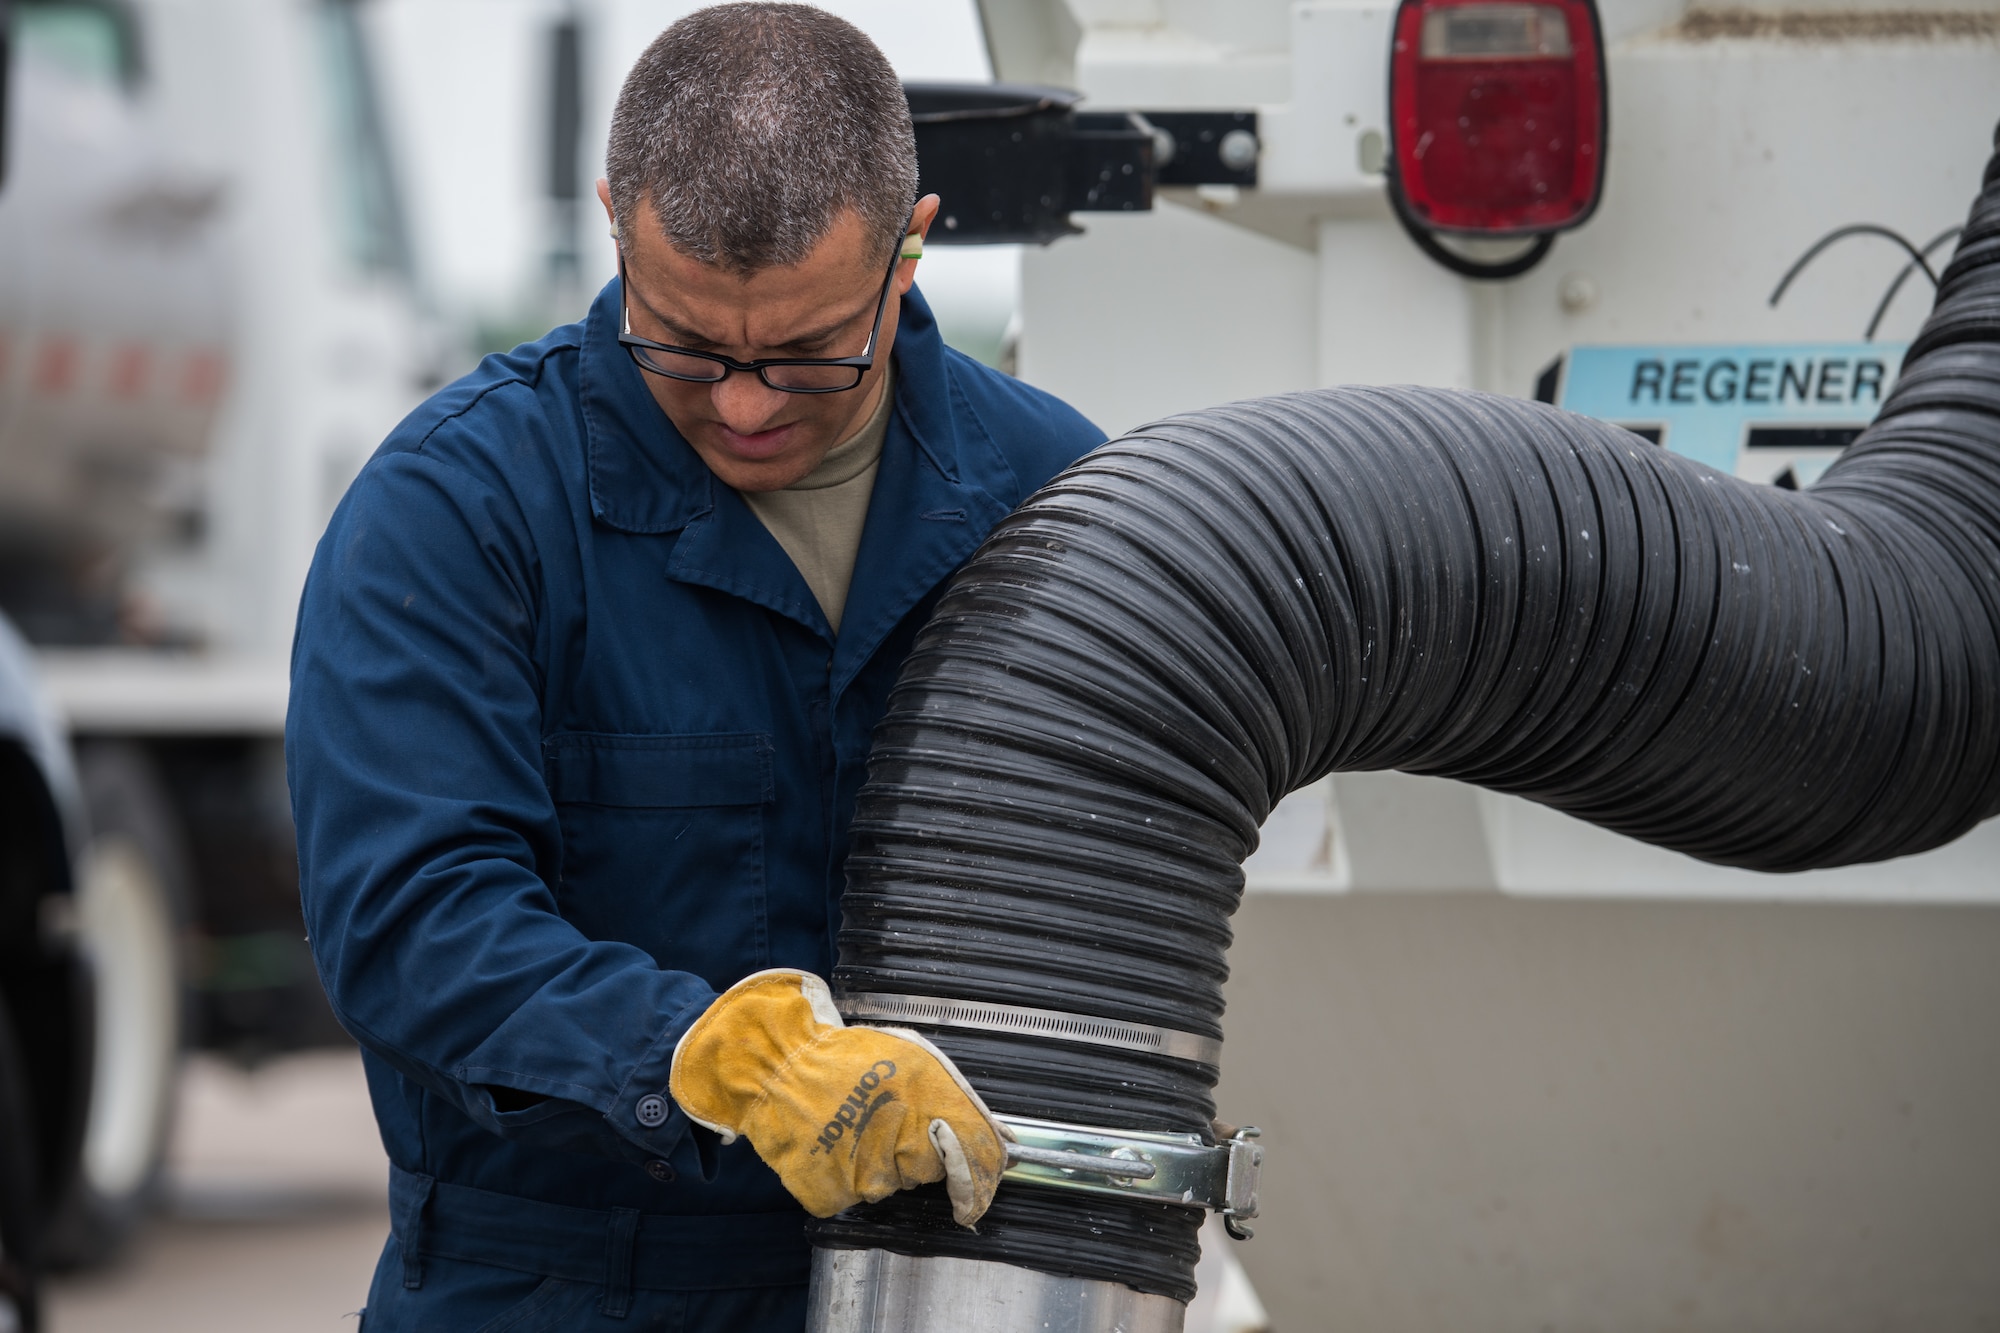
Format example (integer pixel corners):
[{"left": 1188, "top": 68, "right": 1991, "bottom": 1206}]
[{"left": 812, "top": 125, "right": 2000, "bottom": 1300}]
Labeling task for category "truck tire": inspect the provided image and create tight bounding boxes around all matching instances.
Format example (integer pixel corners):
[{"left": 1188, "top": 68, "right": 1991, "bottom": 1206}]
[
  {"left": 43, "top": 742, "right": 188, "bottom": 1268},
  {"left": 0, "top": 994, "right": 44, "bottom": 1333}
]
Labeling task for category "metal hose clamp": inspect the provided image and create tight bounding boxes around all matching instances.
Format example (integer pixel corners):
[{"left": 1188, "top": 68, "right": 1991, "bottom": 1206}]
[{"left": 995, "top": 1114, "right": 1264, "bottom": 1238}]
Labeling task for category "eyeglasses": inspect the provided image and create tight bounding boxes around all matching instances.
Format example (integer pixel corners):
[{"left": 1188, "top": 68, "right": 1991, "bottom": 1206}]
[{"left": 616, "top": 227, "right": 907, "bottom": 395}]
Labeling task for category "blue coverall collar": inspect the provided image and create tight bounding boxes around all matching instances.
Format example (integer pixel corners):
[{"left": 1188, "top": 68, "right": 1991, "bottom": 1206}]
[{"left": 579, "top": 276, "right": 714, "bottom": 535}]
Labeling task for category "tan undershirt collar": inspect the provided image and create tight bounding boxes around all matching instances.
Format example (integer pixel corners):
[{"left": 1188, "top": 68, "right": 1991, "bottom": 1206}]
[{"left": 740, "top": 367, "right": 893, "bottom": 635}]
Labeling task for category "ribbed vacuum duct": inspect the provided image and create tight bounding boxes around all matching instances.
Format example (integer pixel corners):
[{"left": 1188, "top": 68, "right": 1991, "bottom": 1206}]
[{"left": 813, "top": 125, "right": 2000, "bottom": 1303}]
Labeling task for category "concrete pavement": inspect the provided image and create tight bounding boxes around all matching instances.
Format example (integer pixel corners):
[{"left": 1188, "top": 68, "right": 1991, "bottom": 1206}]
[{"left": 48, "top": 1050, "right": 389, "bottom": 1332}]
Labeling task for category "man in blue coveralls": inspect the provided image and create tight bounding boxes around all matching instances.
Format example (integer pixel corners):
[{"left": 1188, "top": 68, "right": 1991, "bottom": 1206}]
[{"left": 286, "top": 6, "right": 1104, "bottom": 1328}]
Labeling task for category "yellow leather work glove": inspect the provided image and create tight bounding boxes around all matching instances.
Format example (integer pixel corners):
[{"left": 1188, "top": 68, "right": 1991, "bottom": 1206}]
[{"left": 668, "top": 970, "right": 1008, "bottom": 1227}]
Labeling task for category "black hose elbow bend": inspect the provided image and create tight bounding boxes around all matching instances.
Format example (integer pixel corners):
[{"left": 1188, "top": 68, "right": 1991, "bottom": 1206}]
[{"left": 813, "top": 122, "right": 2000, "bottom": 1303}]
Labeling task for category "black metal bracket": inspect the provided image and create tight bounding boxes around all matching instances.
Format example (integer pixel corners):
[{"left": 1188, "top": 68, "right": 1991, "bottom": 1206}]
[
  {"left": 909, "top": 83, "right": 1148, "bottom": 245},
  {"left": 1135, "top": 110, "right": 1260, "bottom": 189},
  {"left": 907, "top": 84, "right": 1263, "bottom": 245}
]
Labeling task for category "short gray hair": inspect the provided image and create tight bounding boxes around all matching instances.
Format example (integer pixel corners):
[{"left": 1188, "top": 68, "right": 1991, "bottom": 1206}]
[{"left": 606, "top": 3, "right": 918, "bottom": 275}]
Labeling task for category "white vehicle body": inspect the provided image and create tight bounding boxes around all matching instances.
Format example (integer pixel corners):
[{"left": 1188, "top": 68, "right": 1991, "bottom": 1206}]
[
  {"left": 981, "top": 0, "right": 2000, "bottom": 1326},
  {"left": 8, "top": 0, "right": 432, "bottom": 695},
  {"left": 1, "top": 0, "right": 433, "bottom": 1258}
]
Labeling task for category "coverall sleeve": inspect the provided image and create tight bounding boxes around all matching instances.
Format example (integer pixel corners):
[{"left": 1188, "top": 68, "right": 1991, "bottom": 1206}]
[{"left": 287, "top": 445, "right": 717, "bottom": 1166}]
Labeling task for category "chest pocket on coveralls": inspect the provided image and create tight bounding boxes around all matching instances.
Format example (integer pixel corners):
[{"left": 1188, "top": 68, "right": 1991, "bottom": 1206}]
[{"left": 544, "top": 732, "right": 774, "bottom": 991}]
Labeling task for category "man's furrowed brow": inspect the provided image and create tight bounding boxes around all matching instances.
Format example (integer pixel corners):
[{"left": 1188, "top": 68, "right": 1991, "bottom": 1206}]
[
  {"left": 633, "top": 292, "right": 724, "bottom": 348},
  {"left": 636, "top": 288, "right": 872, "bottom": 354},
  {"left": 769, "top": 305, "right": 870, "bottom": 353}
]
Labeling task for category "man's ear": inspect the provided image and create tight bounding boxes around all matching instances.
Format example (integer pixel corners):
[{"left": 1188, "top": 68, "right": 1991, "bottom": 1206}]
[
  {"left": 911, "top": 193, "right": 941, "bottom": 243},
  {"left": 897, "top": 194, "right": 943, "bottom": 292},
  {"left": 596, "top": 178, "right": 617, "bottom": 238}
]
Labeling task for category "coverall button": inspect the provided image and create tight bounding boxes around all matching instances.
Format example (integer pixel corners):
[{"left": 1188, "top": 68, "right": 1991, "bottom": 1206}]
[
  {"left": 635, "top": 1093, "right": 669, "bottom": 1127},
  {"left": 646, "top": 1158, "right": 676, "bottom": 1183}
]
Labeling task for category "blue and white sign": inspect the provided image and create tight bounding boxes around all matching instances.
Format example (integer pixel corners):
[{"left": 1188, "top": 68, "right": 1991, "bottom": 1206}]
[{"left": 1553, "top": 343, "right": 1907, "bottom": 485}]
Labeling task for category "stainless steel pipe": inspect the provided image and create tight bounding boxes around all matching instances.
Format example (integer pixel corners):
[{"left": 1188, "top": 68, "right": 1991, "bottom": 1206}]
[{"left": 806, "top": 1249, "right": 1185, "bottom": 1333}]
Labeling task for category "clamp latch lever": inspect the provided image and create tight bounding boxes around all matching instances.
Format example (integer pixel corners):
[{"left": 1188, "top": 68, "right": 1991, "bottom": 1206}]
[{"left": 993, "top": 1114, "right": 1263, "bottom": 1236}]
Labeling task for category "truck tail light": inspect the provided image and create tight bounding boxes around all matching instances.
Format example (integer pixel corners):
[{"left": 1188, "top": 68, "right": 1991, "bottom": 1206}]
[{"left": 1389, "top": 0, "right": 1606, "bottom": 236}]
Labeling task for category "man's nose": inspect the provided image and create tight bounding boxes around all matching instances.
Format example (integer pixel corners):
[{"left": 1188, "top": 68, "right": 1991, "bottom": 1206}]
[{"left": 710, "top": 370, "right": 789, "bottom": 433}]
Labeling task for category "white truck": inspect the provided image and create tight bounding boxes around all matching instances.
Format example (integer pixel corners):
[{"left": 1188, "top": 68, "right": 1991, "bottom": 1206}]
[
  {"left": 963, "top": 0, "right": 2000, "bottom": 1327},
  {"left": 0, "top": 0, "right": 436, "bottom": 1293}
]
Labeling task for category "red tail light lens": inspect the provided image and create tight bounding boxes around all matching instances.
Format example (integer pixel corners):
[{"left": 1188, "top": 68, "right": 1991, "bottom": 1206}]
[{"left": 1389, "top": 0, "right": 1606, "bottom": 235}]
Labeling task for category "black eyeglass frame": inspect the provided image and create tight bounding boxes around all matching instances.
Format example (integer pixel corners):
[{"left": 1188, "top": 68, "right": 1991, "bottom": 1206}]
[{"left": 615, "top": 219, "right": 909, "bottom": 395}]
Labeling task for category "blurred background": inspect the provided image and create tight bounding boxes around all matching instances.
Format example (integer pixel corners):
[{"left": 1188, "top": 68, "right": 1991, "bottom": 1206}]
[
  {"left": 5, "top": 3, "right": 1035, "bottom": 1328},
  {"left": 3, "top": 0, "right": 1999, "bottom": 1329}
]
